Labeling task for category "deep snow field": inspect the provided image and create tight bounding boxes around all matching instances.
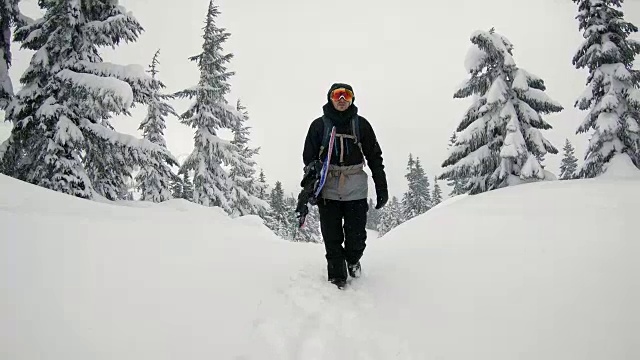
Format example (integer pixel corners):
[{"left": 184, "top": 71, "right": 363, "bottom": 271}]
[{"left": 2, "top": 161, "right": 639, "bottom": 359}]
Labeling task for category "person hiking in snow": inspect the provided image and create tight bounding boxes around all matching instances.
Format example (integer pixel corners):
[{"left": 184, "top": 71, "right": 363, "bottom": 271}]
[{"left": 296, "top": 83, "right": 388, "bottom": 289}]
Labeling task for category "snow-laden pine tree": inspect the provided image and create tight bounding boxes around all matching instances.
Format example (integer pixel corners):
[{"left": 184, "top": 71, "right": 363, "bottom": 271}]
[
  {"left": 1, "top": 0, "right": 174, "bottom": 200},
  {"left": 402, "top": 154, "right": 418, "bottom": 219},
  {"left": 378, "top": 196, "right": 403, "bottom": 237},
  {"left": 171, "top": 175, "right": 183, "bottom": 199},
  {"left": 267, "top": 181, "right": 291, "bottom": 239},
  {"left": 252, "top": 168, "right": 274, "bottom": 225},
  {"left": 559, "top": 139, "right": 579, "bottom": 180},
  {"left": 175, "top": 0, "right": 246, "bottom": 212},
  {"left": 402, "top": 155, "right": 431, "bottom": 220},
  {"left": 572, "top": 0, "right": 640, "bottom": 175},
  {"left": 440, "top": 28, "right": 563, "bottom": 195},
  {"left": 0, "top": 0, "right": 26, "bottom": 109},
  {"left": 432, "top": 177, "right": 443, "bottom": 206},
  {"left": 445, "top": 132, "right": 466, "bottom": 196},
  {"left": 288, "top": 194, "right": 321, "bottom": 243},
  {"left": 135, "top": 49, "right": 179, "bottom": 202},
  {"left": 257, "top": 169, "right": 269, "bottom": 202},
  {"left": 366, "top": 198, "right": 381, "bottom": 231},
  {"left": 180, "top": 171, "right": 194, "bottom": 201},
  {"left": 229, "top": 99, "right": 268, "bottom": 217}
]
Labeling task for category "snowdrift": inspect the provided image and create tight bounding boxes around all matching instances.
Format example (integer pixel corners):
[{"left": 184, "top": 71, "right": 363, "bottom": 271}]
[{"left": 2, "top": 173, "right": 639, "bottom": 359}]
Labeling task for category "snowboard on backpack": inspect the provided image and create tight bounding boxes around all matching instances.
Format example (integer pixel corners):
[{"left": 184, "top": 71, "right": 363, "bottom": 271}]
[{"left": 314, "top": 126, "right": 336, "bottom": 199}]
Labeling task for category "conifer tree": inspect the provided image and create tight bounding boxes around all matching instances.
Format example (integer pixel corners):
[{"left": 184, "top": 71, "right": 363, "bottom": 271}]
[
  {"left": 440, "top": 28, "right": 563, "bottom": 194},
  {"left": 571, "top": 0, "right": 640, "bottom": 175},
  {"left": 180, "top": 171, "right": 194, "bottom": 201},
  {"left": 136, "top": 49, "right": 180, "bottom": 202},
  {"left": 0, "top": 0, "right": 27, "bottom": 110},
  {"left": 171, "top": 175, "right": 183, "bottom": 199},
  {"left": 402, "top": 154, "right": 418, "bottom": 220},
  {"left": 366, "top": 198, "right": 381, "bottom": 231},
  {"left": 267, "top": 181, "right": 291, "bottom": 239},
  {"left": 257, "top": 169, "right": 269, "bottom": 202},
  {"left": 402, "top": 155, "right": 431, "bottom": 220},
  {"left": 378, "top": 196, "right": 402, "bottom": 237},
  {"left": 229, "top": 99, "right": 268, "bottom": 216},
  {"left": 288, "top": 194, "right": 321, "bottom": 242},
  {"left": 446, "top": 132, "right": 466, "bottom": 196},
  {"left": 1, "top": 0, "right": 173, "bottom": 200},
  {"left": 432, "top": 177, "right": 443, "bottom": 206},
  {"left": 559, "top": 138, "right": 579, "bottom": 180},
  {"left": 175, "top": 0, "right": 245, "bottom": 211}
]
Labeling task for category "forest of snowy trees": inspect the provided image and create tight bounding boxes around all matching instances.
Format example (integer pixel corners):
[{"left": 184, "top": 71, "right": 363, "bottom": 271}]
[{"left": 1, "top": 0, "right": 638, "bottom": 241}]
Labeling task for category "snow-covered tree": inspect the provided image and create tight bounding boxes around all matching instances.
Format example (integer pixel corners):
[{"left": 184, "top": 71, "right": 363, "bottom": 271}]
[
  {"left": 171, "top": 175, "right": 183, "bottom": 199},
  {"left": 257, "top": 169, "right": 269, "bottom": 202},
  {"left": 180, "top": 171, "right": 193, "bottom": 201},
  {"left": 559, "top": 139, "right": 579, "bottom": 180},
  {"left": 135, "top": 49, "right": 179, "bottom": 202},
  {"left": 1, "top": 0, "right": 174, "bottom": 200},
  {"left": 446, "top": 132, "right": 466, "bottom": 196},
  {"left": 378, "top": 196, "right": 403, "bottom": 237},
  {"left": 0, "top": 0, "right": 18, "bottom": 109},
  {"left": 432, "top": 177, "right": 443, "bottom": 206},
  {"left": 366, "top": 198, "right": 381, "bottom": 231},
  {"left": 229, "top": 99, "right": 268, "bottom": 217},
  {"left": 174, "top": 0, "right": 245, "bottom": 212},
  {"left": 0, "top": 0, "right": 29, "bottom": 110},
  {"left": 288, "top": 194, "right": 321, "bottom": 243},
  {"left": 267, "top": 181, "right": 291, "bottom": 239},
  {"left": 402, "top": 154, "right": 431, "bottom": 220},
  {"left": 440, "top": 28, "right": 563, "bottom": 195},
  {"left": 571, "top": 0, "right": 640, "bottom": 176}
]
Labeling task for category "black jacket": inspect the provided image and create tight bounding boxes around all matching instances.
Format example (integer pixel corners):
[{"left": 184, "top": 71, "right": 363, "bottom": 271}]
[{"left": 303, "top": 103, "right": 387, "bottom": 191}]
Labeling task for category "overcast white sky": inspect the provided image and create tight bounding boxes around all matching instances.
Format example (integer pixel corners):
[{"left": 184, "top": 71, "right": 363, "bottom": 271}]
[{"left": 2, "top": 0, "right": 640, "bottom": 198}]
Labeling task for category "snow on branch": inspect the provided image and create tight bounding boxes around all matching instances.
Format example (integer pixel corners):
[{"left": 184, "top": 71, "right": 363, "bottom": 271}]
[
  {"left": 80, "top": 119, "right": 178, "bottom": 164},
  {"left": 84, "top": 12, "right": 143, "bottom": 46},
  {"left": 56, "top": 69, "right": 133, "bottom": 110}
]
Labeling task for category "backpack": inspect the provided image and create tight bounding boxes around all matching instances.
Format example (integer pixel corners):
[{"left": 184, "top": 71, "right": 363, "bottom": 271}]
[{"left": 318, "top": 115, "right": 364, "bottom": 162}]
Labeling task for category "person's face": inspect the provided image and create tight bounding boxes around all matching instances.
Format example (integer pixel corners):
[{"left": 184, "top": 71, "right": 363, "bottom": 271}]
[
  {"left": 329, "top": 88, "right": 353, "bottom": 111},
  {"left": 331, "top": 97, "right": 351, "bottom": 111}
]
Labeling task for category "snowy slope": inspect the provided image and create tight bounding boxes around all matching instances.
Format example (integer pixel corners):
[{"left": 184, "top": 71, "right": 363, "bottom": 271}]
[{"left": 2, "top": 170, "right": 639, "bottom": 360}]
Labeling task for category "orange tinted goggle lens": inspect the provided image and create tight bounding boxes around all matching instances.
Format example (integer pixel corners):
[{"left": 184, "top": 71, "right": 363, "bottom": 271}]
[{"left": 330, "top": 88, "right": 353, "bottom": 102}]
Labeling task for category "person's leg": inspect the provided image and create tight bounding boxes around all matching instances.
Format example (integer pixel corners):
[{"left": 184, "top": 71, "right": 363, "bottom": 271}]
[
  {"left": 343, "top": 199, "right": 368, "bottom": 271},
  {"left": 317, "top": 199, "right": 347, "bottom": 282}
]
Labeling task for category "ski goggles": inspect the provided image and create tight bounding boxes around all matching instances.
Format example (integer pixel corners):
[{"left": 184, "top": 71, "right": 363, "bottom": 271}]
[{"left": 330, "top": 88, "right": 354, "bottom": 102}]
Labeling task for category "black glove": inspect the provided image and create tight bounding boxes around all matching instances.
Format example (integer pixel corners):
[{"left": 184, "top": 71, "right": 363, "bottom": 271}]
[
  {"left": 295, "top": 191, "right": 310, "bottom": 227},
  {"left": 375, "top": 187, "right": 388, "bottom": 209}
]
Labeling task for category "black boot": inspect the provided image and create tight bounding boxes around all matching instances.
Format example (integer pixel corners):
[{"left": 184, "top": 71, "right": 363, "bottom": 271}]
[
  {"left": 327, "top": 258, "right": 347, "bottom": 286},
  {"left": 330, "top": 278, "right": 347, "bottom": 289},
  {"left": 348, "top": 261, "right": 361, "bottom": 278}
]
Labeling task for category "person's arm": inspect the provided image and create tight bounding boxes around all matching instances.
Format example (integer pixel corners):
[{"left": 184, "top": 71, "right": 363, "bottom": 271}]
[
  {"left": 361, "top": 117, "right": 387, "bottom": 190},
  {"left": 303, "top": 119, "right": 321, "bottom": 166}
]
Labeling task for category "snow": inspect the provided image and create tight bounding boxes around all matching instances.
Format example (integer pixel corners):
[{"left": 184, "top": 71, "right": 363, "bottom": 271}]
[
  {"left": 54, "top": 115, "right": 85, "bottom": 145},
  {"left": 601, "top": 153, "right": 640, "bottom": 179},
  {"left": 56, "top": 69, "right": 134, "bottom": 110},
  {"left": 464, "top": 44, "right": 486, "bottom": 73},
  {"left": 80, "top": 119, "right": 177, "bottom": 163},
  {"left": 2, "top": 173, "right": 640, "bottom": 359},
  {"left": 519, "top": 153, "right": 544, "bottom": 179},
  {"left": 512, "top": 69, "right": 529, "bottom": 91},
  {"left": 596, "top": 111, "right": 621, "bottom": 134},
  {"left": 522, "top": 87, "right": 564, "bottom": 111},
  {"left": 471, "top": 30, "right": 515, "bottom": 67},
  {"left": 629, "top": 88, "right": 640, "bottom": 107},
  {"left": 77, "top": 61, "right": 149, "bottom": 86},
  {"left": 486, "top": 76, "right": 508, "bottom": 104}
]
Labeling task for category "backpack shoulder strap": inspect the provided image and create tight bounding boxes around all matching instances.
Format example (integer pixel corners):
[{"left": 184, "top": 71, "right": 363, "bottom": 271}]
[
  {"left": 318, "top": 116, "right": 333, "bottom": 159},
  {"left": 351, "top": 115, "right": 364, "bottom": 156}
]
